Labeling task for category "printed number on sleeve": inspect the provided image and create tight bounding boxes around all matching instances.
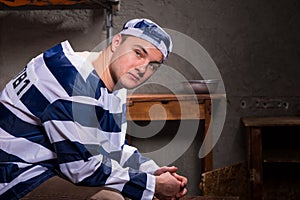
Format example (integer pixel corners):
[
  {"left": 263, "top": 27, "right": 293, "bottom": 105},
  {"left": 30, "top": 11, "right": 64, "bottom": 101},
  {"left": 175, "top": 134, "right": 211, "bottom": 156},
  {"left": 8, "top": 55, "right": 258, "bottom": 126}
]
[{"left": 12, "top": 67, "right": 31, "bottom": 96}]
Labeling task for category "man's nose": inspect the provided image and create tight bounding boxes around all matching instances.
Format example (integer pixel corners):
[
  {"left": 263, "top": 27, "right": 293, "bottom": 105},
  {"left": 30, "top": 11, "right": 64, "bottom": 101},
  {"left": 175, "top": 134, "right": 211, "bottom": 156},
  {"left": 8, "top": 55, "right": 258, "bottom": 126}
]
[{"left": 135, "top": 64, "right": 148, "bottom": 77}]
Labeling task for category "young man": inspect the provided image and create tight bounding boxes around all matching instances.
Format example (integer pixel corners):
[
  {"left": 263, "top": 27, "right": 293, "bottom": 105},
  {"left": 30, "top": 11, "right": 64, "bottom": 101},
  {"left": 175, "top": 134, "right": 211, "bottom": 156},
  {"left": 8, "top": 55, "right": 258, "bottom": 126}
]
[{"left": 0, "top": 18, "right": 187, "bottom": 200}]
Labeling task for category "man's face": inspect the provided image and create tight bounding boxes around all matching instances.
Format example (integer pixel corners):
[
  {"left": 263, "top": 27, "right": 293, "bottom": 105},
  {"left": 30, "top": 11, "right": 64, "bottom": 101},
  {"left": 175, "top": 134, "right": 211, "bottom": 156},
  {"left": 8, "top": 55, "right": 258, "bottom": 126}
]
[{"left": 109, "top": 35, "right": 163, "bottom": 90}]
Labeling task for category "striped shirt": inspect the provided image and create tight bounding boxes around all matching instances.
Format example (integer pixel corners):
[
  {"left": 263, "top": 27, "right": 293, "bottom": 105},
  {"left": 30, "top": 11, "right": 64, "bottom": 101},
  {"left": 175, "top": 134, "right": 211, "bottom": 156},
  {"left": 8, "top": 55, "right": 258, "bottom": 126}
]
[{"left": 0, "top": 41, "right": 159, "bottom": 200}]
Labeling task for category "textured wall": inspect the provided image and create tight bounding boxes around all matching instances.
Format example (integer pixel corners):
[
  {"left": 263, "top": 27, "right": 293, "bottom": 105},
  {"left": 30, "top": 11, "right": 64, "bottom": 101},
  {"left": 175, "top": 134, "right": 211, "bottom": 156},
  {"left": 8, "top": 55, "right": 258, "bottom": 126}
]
[
  {"left": 1, "top": 0, "right": 300, "bottom": 196},
  {"left": 116, "top": 0, "right": 300, "bottom": 194},
  {"left": 0, "top": 9, "right": 106, "bottom": 87}
]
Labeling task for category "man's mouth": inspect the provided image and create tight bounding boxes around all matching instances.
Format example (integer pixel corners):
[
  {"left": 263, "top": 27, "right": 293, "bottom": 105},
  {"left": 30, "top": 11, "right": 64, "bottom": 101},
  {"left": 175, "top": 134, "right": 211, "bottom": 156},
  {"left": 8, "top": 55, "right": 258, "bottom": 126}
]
[{"left": 128, "top": 72, "right": 140, "bottom": 82}]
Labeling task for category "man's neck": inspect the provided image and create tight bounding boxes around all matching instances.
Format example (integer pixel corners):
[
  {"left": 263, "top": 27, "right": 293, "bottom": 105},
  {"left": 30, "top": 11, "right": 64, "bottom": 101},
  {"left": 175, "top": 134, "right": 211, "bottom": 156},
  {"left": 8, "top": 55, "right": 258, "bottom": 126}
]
[{"left": 92, "top": 48, "right": 115, "bottom": 92}]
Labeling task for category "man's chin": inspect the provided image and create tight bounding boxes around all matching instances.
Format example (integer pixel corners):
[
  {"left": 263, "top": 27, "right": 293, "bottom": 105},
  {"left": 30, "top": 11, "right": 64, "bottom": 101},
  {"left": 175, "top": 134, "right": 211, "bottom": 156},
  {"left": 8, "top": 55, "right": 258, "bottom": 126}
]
[
  {"left": 115, "top": 82, "right": 140, "bottom": 90},
  {"left": 123, "top": 84, "right": 140, "bottom": 90}
]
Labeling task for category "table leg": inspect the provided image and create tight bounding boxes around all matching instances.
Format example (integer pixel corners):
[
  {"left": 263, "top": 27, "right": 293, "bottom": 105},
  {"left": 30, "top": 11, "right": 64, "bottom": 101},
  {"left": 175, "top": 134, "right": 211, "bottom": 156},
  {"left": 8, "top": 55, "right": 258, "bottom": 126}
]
[
  {"left": 203, "top": 99, "right": 213, "bottom": 172},
  {"left": 247, "top": 127, "right": 263, "bottom": 200}
]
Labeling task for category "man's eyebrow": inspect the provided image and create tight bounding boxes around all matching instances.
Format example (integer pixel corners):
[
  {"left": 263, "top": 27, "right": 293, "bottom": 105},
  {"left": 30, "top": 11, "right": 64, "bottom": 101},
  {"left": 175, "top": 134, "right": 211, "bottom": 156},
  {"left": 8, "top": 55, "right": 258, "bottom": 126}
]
[{"left": 149, "top": 60, "right": 162, "bottom": 65}]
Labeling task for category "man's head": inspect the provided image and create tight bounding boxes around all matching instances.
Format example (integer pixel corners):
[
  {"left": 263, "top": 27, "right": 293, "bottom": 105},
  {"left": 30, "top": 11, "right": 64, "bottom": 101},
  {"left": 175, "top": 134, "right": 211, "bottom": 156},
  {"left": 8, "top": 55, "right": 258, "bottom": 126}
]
[
  {"left": 120, "top": 18, "right": 172, "bottom": 61},
  {"left": 108, "top": 18, "right": 173, "bottom": 90}
]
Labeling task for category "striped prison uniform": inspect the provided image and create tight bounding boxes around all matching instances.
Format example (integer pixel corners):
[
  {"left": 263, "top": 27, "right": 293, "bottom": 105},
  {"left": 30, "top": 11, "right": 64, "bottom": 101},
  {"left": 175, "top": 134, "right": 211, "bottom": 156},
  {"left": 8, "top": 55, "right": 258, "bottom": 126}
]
[{"left": 0, "top": 41, "right": 159, "bottom": 200}]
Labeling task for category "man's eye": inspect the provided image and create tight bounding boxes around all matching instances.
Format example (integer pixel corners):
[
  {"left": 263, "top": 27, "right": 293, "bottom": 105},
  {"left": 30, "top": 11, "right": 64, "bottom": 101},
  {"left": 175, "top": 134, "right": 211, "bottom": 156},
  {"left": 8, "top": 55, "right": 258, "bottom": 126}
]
[
  {"left": 135, "top": 50, "right": 142, "bottom": 57},
  {"left": 148, "top": 63, "right": 161, "bottom": 71}
]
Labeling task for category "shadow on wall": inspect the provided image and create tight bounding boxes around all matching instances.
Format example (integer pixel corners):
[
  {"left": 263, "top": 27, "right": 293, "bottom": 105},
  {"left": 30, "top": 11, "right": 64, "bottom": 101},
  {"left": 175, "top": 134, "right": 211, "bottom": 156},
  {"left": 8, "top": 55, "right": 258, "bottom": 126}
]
[{"left": 0, "top": 9, "right": 105, "bottom": 89}]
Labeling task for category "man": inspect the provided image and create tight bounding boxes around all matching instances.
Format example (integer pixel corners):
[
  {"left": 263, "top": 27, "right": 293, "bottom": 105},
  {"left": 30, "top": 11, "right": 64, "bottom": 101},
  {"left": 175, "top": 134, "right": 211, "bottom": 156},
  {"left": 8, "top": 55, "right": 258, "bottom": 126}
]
[{"left": 0, "top": 18, "right": 187, "bottom": 200}]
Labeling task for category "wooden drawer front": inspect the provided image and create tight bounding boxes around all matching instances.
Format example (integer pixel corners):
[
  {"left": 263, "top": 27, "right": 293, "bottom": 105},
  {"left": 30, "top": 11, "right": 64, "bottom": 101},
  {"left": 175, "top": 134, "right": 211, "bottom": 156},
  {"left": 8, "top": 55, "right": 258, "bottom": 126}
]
[{"left": 127, "top": 100, "right": 205, "bottom": 121}]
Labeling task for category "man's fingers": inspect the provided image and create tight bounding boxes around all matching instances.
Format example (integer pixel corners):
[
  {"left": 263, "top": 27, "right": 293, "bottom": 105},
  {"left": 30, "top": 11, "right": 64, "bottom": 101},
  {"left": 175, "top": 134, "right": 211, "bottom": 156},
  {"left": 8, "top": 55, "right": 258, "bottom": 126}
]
[
  {"left": 166, "top": 166, "right": 178, "bottom": 173},
  {"left": 155, "top": 166, "right": 178, "bottom": 175},
  {"left": 172, "top": 173, "right": 188, "bottom": 187},
  {"left": 172, "top": 173, "right": 187, "bottom": 187},
  {"left": 176, "top": 187, "right": 187, "bottom": 198}
]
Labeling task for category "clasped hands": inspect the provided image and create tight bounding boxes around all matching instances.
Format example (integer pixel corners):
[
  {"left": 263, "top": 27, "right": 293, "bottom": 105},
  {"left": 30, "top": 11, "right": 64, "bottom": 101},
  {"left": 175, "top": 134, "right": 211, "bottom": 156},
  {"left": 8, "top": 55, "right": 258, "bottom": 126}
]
[{"left": 154, "top": 166, "right": 188, "bottom": 200}]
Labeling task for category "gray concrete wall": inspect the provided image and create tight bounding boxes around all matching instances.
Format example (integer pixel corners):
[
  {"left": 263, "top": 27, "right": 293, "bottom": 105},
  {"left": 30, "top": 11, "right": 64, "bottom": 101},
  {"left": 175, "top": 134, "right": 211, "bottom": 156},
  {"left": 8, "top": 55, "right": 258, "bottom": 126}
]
[
  {"left": 1, "top": 0, "right": 300, "bottom": 196},
  {"left": 0, "top": 9, "right": 106, "bottom": 87}
]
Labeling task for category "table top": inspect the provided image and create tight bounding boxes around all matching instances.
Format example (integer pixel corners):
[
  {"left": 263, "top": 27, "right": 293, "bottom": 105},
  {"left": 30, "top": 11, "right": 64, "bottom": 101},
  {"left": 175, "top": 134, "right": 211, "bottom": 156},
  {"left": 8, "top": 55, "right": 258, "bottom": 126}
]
[
  {"left": 242, "top": 116, "right": 300, "bottom": 127},
  {"left": 127, "top": 93, "right": 225, "bottom": 102}
]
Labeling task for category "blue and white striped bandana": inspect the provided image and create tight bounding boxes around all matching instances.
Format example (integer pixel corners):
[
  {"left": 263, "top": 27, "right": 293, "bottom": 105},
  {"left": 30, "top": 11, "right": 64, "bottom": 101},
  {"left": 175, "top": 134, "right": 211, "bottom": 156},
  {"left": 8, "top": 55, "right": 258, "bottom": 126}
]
[{"left": 120, "top": 18, "right": 173, "bottom": 61}]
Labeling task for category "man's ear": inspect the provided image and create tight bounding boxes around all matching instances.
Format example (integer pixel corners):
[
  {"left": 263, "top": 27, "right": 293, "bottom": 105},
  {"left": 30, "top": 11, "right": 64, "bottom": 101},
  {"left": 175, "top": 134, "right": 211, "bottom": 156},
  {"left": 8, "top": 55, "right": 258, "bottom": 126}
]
[{"left": 111, "top": 34, "right": 123, "bottom": 52}]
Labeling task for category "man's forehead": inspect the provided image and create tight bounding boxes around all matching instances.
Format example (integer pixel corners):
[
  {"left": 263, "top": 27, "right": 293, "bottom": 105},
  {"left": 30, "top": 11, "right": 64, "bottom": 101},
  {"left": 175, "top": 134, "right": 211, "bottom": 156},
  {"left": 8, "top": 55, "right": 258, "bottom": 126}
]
[
  {"left": 124, "top": 36, "right": 163, "bottom": 61},
  {"left": 125, "top": 35, "right": 157, "bottom": 48}
]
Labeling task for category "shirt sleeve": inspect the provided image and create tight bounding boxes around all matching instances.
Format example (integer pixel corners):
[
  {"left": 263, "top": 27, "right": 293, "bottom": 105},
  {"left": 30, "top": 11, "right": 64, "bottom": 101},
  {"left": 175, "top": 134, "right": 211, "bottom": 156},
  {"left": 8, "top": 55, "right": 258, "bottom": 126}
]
[
  {"left": 112, "top": 89, "right": 160, "bottom": 174},
  {"left": 41, "top": 98, "right": 156, "bottom": 200},
  {"left": 119, "top": 144, "right": 160, "bottom": 174}
]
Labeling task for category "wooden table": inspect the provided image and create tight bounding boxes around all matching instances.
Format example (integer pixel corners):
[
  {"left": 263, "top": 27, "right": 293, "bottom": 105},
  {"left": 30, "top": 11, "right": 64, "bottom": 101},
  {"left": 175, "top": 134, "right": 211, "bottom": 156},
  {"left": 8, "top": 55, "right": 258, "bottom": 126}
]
[
  {"left": 242, "top": 116, "right": 300, "bottom": 200},
  {"left": 126, "top": 93, "right": 224, "bottom": 172}
]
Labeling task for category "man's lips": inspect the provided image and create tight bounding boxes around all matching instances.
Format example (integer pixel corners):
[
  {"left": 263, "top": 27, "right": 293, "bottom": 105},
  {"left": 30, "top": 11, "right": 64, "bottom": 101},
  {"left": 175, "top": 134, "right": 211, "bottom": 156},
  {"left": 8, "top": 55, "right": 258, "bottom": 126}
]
[{"left": 128, "top": 72, "right": 140, "bottom": 82}]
